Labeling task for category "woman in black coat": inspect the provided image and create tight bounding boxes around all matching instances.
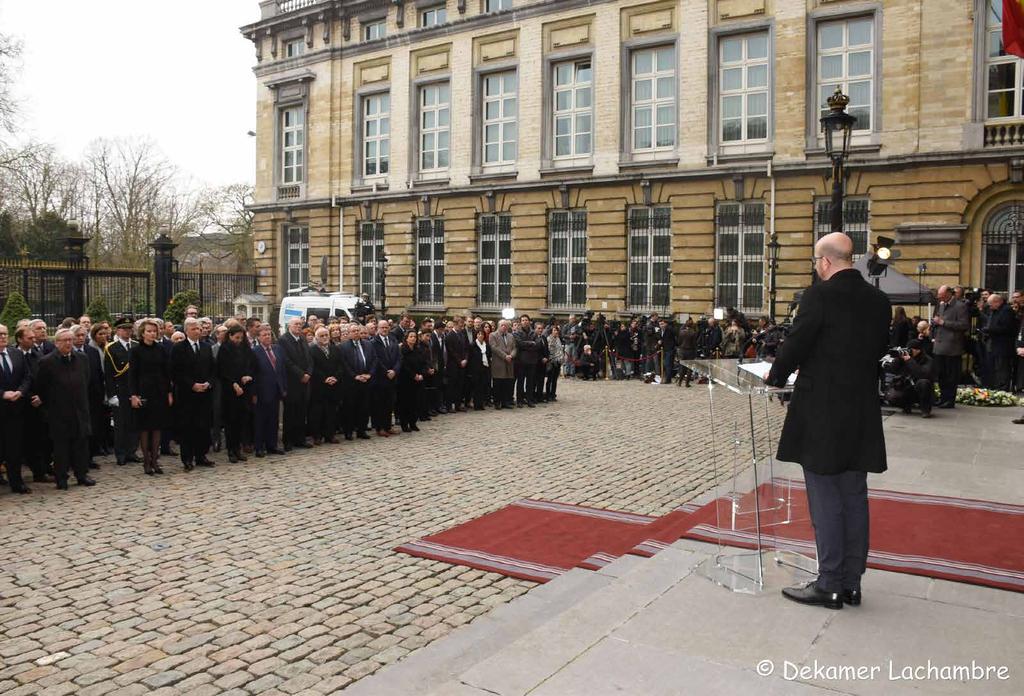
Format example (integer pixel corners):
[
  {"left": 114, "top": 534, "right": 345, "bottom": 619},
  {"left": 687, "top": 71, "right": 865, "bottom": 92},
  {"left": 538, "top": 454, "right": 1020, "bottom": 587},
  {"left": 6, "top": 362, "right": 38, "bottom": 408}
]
[
  {"left": 466, "top": 328, "right": 492, "bottom": 410},
  {"left": 129, "top": 319, "right": 172, "bottom": 475},
  {"left": 217, "top": 325, "right": 255, "bottom": 463},
  {"left": 397, "top": 331, "right": 427, "bottom": 432}
]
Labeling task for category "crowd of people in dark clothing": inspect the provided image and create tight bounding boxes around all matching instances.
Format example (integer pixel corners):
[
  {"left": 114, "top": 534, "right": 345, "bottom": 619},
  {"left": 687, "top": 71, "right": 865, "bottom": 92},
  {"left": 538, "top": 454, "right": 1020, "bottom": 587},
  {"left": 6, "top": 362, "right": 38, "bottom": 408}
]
[{"left": 2, "top": 285, "right": 1022, "bottom": 495}]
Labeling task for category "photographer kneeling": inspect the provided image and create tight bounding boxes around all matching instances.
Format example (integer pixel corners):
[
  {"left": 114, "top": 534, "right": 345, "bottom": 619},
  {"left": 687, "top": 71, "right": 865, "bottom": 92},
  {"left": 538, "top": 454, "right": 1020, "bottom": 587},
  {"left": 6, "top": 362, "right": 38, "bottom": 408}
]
[{"left": 886, "top": 339, "right": 935, "bottom": 418}]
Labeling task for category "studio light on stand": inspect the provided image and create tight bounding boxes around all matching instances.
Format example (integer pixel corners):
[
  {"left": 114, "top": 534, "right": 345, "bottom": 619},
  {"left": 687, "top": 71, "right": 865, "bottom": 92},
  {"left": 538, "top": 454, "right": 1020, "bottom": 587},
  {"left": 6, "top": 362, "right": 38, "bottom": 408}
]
[{"left": 866, "top": 235, "right": 900, "bottom": 286}]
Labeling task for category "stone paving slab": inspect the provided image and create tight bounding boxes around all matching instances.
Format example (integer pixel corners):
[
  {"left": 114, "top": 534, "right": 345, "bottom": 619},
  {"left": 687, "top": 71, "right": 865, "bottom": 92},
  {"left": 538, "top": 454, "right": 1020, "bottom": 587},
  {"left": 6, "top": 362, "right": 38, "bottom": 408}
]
[{"left": 1, "top": 378, "right": 753, "bottom": 694}]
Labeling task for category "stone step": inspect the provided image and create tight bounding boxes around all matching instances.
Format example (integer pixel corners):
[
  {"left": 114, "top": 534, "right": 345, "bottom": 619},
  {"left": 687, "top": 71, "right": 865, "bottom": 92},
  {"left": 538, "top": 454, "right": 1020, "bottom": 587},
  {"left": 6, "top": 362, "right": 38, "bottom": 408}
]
[
  {"left": 449, "top": 545, "right": 706, "bottom": 696},
  {"left": 341, "top": 568, "right": 616, "bottom": 696}
]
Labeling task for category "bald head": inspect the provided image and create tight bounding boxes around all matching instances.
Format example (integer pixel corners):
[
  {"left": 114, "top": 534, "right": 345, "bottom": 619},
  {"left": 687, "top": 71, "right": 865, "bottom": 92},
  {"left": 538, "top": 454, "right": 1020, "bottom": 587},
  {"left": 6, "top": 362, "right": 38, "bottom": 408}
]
[{"left": 814, "top": 232, "right": 854, "bottom": 281}]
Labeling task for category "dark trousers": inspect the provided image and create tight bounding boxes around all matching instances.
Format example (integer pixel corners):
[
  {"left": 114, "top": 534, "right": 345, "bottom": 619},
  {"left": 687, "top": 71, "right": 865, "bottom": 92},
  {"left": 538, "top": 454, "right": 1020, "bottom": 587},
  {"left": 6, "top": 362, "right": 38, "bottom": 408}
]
[
  {"left": 896, "top": 378, "right": 934, "bottom": 414},
  {"left": 372, "top": 383, "right": 396, "bottom": 431},
  {"left": 471, "top": 368, "right": 490, "bottom": 409},
  {"left": 445, "top": 367, "right": 464, "bottom": 409},
  {"left": 988, "top": 354, "right": 1012, "bottom": 391},
  {"left": 52, "top": 435, "right": 89, "bottom": 485},
  {"left": 283, "top": 385, "right": 309, "bottom": 446},
  {"left": 89, "top": 396, "right": 107, "bottom": 455},
  {"left": 932, "top": 353, "right": 961, "bottom": 405},
  {"left": 179, "top": 424, "right": 211, "bottom": 465},
  {"left": 223, "top": 393, "right": 252, "bottom": 454},
  {"left": 397, "top": 383, "right": 420, "bottom": 427},
  {"left": 24, "top": 407, "right": 52, "bottom": 479},
  {"left": 113, "top": 400, "right": 138, "bottom": 463},
  {"left": 254, "top": 399, "right": 280, "bottom": 452},
  {"left": 430, "top": 373, "right": 445, "bottom": 412},
  {"left": 492, "top": 377, "right": 514, "bottom": 406},
  {"left": 1, "top": 413, "right": 26, "bottom": 491},
  {"left": 803, "top": 468, "right": 869, "bottom": 594},
  {"left": 514, "top": 363, "right": 536, "bottom": 404},
  {"left": 545, "top": 366, "right": 560, "bottom": 398},
  {"left": 532, "top": 363, "right": 546, "bottom": 402},
  {"left": 308, "top": 391, "right": 340, "bottom": 441},
  {"left": 344, "top": 383, "right": 370, "bottom": 435}
]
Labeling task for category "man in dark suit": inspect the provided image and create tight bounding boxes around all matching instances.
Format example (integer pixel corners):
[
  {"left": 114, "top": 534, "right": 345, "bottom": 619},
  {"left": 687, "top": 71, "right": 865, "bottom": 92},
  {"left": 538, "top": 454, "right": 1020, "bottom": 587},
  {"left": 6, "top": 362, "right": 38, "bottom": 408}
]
[
  {"left": 766, "top": 232, "right": 890, "bottom": 610},
  {"left": 31, "top": 320, "right": 56, "bottom": 356},
  {"left": 34, "top": 329, "right": 96, "bottom": 490},
  {"left": 430, "top": 321, "right": 448, "bottom": 414},
  {"left": 105, "top": 317, "right": 140, "bottom": 465},
  {"left": 339, "top": 322, "right": 377, "bottom": 440},
  {"left": 308, "top": 326, "right": 343, "bottom": 444},
  {"left": 930, "top": 285, "right": 969, "bottom": 408},
  {"left": 252, "top": 326, "right": 287, "bottom": 456},
  {"left": 14, "top": 326, "right": 51, "bottom": 482},
  {"left": 171, "top": 318, "right": 216, "bottom": 470},
  {"left": 444, "top": 317, "right": 469, "bottom": 413},
  {"left": 278, "top": 317, "right": 313, "bottom": 450},
  {"left": 513, "top": 315, "right": 539, "bottom": 407},
  {"left": 371, "top": 319, "right": 402, "bottom": 436},
  {"left": 0, "top": 323, "right": 33, "bottom": 493}
]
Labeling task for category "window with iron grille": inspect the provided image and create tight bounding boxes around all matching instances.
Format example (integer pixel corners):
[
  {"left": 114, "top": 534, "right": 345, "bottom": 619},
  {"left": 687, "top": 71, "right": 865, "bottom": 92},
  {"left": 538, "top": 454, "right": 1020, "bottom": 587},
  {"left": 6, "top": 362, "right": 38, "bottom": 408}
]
[
  {"left": 548, "top": 210, "right": 587, "bottom": 308},
  {"left": 478, "top": 214, "right": 512, "bottom": 306},
  {"left": 416, "top": 218, "right": 445, "bottom": 304},
  {"left": 359, "top": 221, "right": 385, "bottom": 304},
  {"left": 628, "top": 207, "right": 671, "bottom": 311},
  {"left": 285, "top": 225, "right": 309, "bottom": 292},
  {"left": 814, "top": 197, "right": 870, "bottom": 258},
  {"left": 982, "top": 202, "right": 1024, "bottom": 293},
  {"left": 716, "top": 202, "right": 765, "bottom": 312}
]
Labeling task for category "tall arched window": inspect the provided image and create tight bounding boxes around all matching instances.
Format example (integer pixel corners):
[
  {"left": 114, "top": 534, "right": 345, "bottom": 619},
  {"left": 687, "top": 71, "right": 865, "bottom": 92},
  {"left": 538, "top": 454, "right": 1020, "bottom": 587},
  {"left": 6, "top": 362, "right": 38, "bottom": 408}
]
[{"left": 982, "top": 202, "right": 1024, "bottom": 292}]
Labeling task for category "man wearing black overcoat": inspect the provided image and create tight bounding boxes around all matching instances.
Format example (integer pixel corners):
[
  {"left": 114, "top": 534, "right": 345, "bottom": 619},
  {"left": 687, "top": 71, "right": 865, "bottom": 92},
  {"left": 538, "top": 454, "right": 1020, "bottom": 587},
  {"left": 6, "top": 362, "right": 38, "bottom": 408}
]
[
  {"left": 171, "top": 318, "right": 216, "bottom": 470},
  {"left": 766, "top": 232, "right": 890, "bottom": 610},
  {"left": 34, "top": 329, "right": 95, "bottom": 489},
  {"left": 444, "top": 318, "right": 469, "bottom": 412},
  {"left": 278, "top": 317, "right": 313, "bottom": 450},
  {"left": 308, "top": 326, "right": 343, "bottom": 444},
  {"left": 371, "top": 319, "right": 402, "bottom": 436},
  {"left": 339, "top": 323, "right": 378, "bottom": 440},
  {"left": 0, "top": 323, "right": 32, "bottom": 493}
]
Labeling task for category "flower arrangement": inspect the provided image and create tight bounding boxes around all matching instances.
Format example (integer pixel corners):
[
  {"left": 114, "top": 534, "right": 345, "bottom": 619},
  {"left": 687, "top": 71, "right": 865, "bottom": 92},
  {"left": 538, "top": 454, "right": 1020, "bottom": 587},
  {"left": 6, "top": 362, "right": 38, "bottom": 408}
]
[{"left": 952, "top": 387, "right": 1023, "bottom": 407}]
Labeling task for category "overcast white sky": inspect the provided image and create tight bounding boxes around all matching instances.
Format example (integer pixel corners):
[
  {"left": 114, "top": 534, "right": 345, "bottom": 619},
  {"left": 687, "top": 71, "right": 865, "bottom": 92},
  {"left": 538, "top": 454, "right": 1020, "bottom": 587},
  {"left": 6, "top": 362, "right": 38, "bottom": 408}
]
[{"left": 1, "top": 0, "right": 261, "bottom": 186}]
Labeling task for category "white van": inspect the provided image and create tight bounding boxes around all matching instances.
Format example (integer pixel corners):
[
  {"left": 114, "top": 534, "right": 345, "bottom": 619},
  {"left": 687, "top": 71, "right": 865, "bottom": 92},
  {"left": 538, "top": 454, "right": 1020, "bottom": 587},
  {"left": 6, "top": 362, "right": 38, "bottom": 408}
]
[{"left": 277, "top": 293, "right": 361, "bottom": 334}]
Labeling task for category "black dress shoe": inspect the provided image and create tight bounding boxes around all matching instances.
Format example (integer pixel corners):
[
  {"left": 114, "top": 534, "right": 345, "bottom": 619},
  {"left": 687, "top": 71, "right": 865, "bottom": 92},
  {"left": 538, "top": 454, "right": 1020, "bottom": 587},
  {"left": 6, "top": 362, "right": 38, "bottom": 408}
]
[
  {"left": 228, "top": 452, "right": 239, "bottom": 463},
  {"left": 116, "top": 459, "right": 126, "bottom": 466},
  {"left": 344, "top": 434, "right": 353, "bottom": 441},
  {"left": 781, "top": 582, "right": 842, "bottom": 609},
  {"left": 298, "top": 441, "right": 313, "bottom": 449},
  {"left": 77, "top": 477, "right": 97, "bottom": 487},
  {"left": 356, "top": 432, "right": 370, "bottom": 440},
  {"left": 182, "top": 460, "right": 195, "bottom": 471},
  {"left": 526, "top": 402, "right": 536, "bottom": 408},
  {"left": 197, "top": 459, "right": 215, "bottom": 467},
  {"left": 255, "top": 450, "right": 266, "bottom": 458},
  {"left": 842, "top": 589, "right": 862, "bottom": 606},
  {"left": 410, "top": 424, "right": 420, "bottom": 432},
  {"left": 267, "top": 448, "right": 285, "bottom": 455},
  {"left": 56, "top": 480, "right": 69, "bottom": 490},
  {"left": 89, "top": 461, "right": 100, "bottom": 470},
  {"left": 13, "top": 485, "right": 31, "bottom": 494},
  {"left": 237, "top": 452, "right": 248, "bottom": 462},
  {"left": 401, "top": 424, "right": 411, "bottom": 432},
  {"left": 938, "top": 401, "right": 955, "bottom": 409}
]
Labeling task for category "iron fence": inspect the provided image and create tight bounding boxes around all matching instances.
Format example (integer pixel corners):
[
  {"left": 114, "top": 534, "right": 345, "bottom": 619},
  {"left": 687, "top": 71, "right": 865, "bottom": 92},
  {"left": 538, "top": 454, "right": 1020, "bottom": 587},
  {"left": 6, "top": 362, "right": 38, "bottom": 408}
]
[{"left": 172, "top": 271, "right": 257, "bottom": 321}]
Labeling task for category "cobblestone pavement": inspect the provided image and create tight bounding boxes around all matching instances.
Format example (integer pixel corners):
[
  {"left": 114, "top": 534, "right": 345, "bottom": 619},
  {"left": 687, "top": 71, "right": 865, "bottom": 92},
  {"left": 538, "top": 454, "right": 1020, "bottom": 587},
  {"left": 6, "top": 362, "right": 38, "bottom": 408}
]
[{"left": 0, "top": 378, "right": 774, "bottom": 695}]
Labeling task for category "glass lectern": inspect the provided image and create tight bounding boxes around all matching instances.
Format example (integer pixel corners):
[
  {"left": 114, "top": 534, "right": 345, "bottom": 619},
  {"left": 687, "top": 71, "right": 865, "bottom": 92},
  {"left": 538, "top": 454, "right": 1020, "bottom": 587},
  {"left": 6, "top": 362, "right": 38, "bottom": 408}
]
[{"left": 681, "top": 358, "right": 817, "bottom": 594}]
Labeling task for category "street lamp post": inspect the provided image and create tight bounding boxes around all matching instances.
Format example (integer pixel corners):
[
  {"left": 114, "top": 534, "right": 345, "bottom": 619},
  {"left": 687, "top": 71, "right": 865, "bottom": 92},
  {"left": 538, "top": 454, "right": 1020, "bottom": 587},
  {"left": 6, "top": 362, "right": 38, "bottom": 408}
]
[
  {"left": 767, "top": 233, "right": 780, "bottom": 322},
  {"left": 820, "top": 88, "right": 857, "bottom": 235}
]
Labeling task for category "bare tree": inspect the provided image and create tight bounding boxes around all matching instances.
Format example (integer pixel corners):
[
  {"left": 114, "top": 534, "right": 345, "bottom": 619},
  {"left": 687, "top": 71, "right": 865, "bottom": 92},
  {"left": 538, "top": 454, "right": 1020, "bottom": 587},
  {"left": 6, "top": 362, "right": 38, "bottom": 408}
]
[
  {"left": 0, "top": 32, "right": 22, "bottom": 141},
  {"left": 195, "top": 183, "right": 255, "bottom": 271}
]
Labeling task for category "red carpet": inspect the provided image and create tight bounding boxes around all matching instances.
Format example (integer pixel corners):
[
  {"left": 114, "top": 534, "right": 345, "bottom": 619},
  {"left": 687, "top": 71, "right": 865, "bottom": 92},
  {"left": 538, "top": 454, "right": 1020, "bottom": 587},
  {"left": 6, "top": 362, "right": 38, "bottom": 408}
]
[
  {"left": 395, "top": 485, "right": 1024, "bottom": 592},
  {"left": 394, "top": 499, "right": 656, "bottom": 583},
  {"left": 680, "top": 479, "right": 1024, "bottom": 593}
]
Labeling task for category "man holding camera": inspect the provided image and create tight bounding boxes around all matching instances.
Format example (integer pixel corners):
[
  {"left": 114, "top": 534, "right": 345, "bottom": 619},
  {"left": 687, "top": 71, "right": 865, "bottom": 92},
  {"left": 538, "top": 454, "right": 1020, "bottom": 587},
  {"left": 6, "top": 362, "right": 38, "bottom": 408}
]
[{"left": 887, "top": 339, "right": 934, "bottom": 418}]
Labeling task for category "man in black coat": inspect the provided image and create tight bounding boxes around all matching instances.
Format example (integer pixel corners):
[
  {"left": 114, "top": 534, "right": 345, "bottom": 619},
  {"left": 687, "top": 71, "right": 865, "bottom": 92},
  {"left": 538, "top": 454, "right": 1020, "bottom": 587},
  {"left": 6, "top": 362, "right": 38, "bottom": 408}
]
[
  {"left": 0, "top": 323, "right": 33, "bottom": 493},
  {"left": 15, "top": 325, "right": 52, "bottom": 483},
  {"left": 766, "top": 232, "right": 890, "bottom": 610},
  {"left": 171, "top": 318, "right": 216, "bottom": 470},
  {"left": 371, "top": 319, "right": 402, "bottom": 436},
  {"left": 430, "top": 321, "right": 448, "bottom": 414},
  {"left": 308, "top": 326, "right": 343, "bottom": 444},
  {"left": 513, "top": 315, "right": 538, "bottom": 407},
  {"left": 34, "top": 329, "right": 96, "bottom": 490},
  {"left": 278, "top": 317, "right": 313, "bottom": 450},
  {"left": 444, "top": 317, "right": 469, "bottom": 412},
  {"left": 339, "top": 322, "right": 378, "bottom": 440},
  {"left": 980, "top": 293, "right": 1017, "bottom": 391}
]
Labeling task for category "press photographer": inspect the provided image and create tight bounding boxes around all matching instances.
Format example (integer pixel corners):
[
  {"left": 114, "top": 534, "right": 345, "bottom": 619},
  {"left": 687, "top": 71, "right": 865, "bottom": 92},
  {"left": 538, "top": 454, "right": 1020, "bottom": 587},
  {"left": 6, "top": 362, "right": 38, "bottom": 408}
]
[{"left": 883, "top": 339, "right": 934, "bottom": 418}]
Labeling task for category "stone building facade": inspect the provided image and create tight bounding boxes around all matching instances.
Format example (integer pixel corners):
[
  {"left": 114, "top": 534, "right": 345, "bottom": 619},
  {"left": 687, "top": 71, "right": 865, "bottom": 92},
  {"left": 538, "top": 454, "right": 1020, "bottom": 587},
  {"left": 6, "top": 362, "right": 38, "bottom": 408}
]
[{"left": 242, "top": 0, "right": 1024, "bottom": 321}]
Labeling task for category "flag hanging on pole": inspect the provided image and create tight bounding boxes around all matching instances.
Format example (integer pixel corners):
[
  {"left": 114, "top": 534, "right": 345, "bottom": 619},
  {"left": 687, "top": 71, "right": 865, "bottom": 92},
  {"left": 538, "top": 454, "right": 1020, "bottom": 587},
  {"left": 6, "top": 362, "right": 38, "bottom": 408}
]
[{"left": 1005, "top": 0, "right": 1024, "bottom": 59}]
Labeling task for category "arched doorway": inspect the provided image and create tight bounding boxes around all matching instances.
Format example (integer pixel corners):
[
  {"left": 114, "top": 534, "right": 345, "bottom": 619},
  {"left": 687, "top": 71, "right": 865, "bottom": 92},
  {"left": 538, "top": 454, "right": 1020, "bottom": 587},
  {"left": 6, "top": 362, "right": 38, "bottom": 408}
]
[{"left": 981, "top": 201, "right": 1024, "bottom": 292}]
